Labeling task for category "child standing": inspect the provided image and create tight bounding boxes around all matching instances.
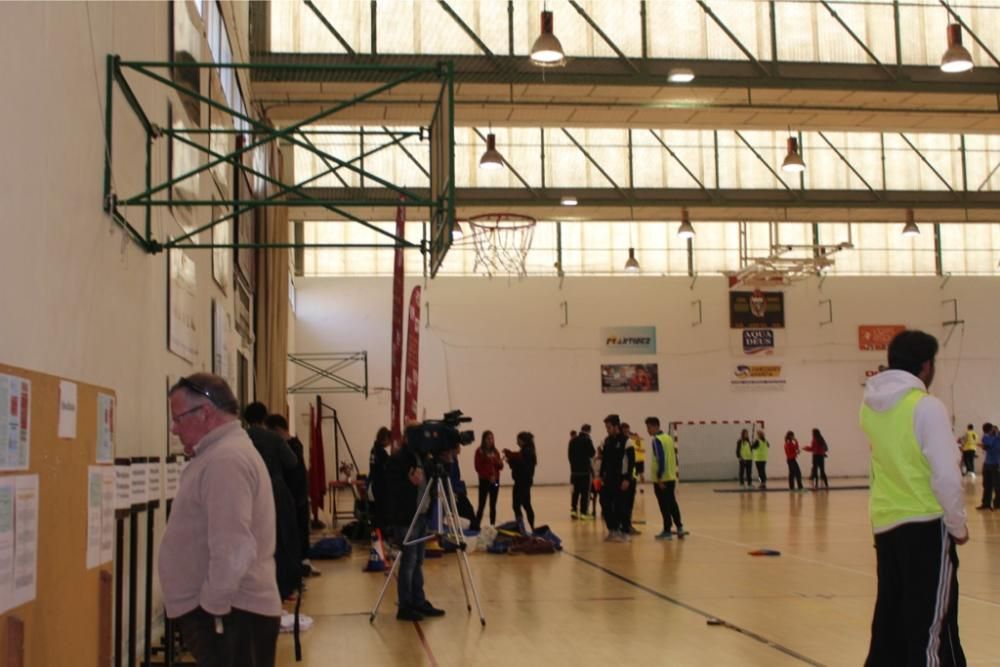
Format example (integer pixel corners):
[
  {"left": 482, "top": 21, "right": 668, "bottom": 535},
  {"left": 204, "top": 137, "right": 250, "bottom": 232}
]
[
  {"left": 736, "top": 429, "right": 753, "bottom": 487},
  {"left": 752, "top": 430, "right": 770, "bottom": 489},
  {"left": 504, "top": 432, "right": 538, "bottom": 532},
  {"left": 473, "top": 431, "right": 503, "bottom": 530},
  {"left": 784, "top": 431, "right": 803, "bottom": 490},
  {"left": 958, "top": 424, "right": 978, "bottom": 478}
]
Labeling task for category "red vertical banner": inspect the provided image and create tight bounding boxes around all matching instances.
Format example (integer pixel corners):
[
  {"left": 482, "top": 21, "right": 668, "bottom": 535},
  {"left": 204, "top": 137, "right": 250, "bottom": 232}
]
[
  {"left": 308, "top": 403, "right": 327, "bottom": 520},
  {"left": 403, "top": 286, "right": 422, "bottom": 423},
  {"left": 389, "top": 204, "right": 406, "bottom": 446}
]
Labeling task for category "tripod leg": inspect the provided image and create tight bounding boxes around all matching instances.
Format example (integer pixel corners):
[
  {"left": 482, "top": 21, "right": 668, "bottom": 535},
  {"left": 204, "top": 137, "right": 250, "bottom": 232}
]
[
  {"left": 438, "top": 480, "right": 472, "bottom": 613},
  {"left": 369, "top": 549, "right": 403, "bottom": 623},
  {"left": 443, "top": 479, "right": 485, "bottom": 624}
]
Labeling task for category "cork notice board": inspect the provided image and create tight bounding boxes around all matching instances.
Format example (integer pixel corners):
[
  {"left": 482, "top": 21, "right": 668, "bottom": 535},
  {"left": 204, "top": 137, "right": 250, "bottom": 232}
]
[{"left": 0, "top": 363, "right": 114, "bottom": 667}]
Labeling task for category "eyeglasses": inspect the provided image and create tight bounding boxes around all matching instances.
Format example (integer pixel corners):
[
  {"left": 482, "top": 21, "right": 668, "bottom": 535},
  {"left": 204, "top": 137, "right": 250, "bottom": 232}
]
[
  {"left": 171, "top": 404, "right": 205, "bottom": 424},
  {"left": 179, "top": 377, "right": 215, "bottom": 405}
]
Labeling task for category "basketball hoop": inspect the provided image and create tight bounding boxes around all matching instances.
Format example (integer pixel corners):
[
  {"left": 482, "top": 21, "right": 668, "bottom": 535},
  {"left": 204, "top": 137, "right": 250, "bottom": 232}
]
[{"left": 466, "top": 213, "right": 536, "bottom": 278}]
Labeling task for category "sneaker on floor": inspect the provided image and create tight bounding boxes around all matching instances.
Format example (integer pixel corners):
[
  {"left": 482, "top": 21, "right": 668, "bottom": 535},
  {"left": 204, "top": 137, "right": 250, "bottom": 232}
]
[
  {"left": 627, "top": 527, "right": 642, "bottom": 535},
  {"left": 676, "top": 529, "right": 689, "bottom": 539},
  {"left": 396, "top": 607, "right": 424, "bottom": 622},
  {"left": 604, "top": 532, "right": 618, "bottom": 542},
  {"left": 581, "top": 513, "right": 595, "bottom": 521},
  {"left": 655, "top": 531, "right": 673, "bottom": 540},
  {"left": 571, "top": 511, "right": 579, "bottom": 520}
]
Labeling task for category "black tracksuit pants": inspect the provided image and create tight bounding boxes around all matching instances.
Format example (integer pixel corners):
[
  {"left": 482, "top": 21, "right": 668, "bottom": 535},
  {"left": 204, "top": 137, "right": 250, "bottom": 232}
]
[
  {"left": 981, "top": 463, "right": 1000, "bottom": 508},
  {"left": 653, "top": 481, "right": 682, "bottom": 533},
  {"left": 570, "top": 473, "right": 590, "bottom": 514},
  {"left": 865, "top": 519, "right": 965, "bottom": 667},
  {"left": 739, "top": 459, "right": 753, "bottom": 485},
  {"left": 475, "top": 480, "right": 499, "bottom": 528},
  {"left": 786, "top": 460, "right": 803, "bottom": 489}
]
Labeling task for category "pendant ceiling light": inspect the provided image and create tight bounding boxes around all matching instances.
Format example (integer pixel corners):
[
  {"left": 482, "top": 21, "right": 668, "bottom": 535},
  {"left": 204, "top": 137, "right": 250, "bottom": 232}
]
[
  {"left": 781, "top": 136, "right": 806, "bottom": 173},
  {"left": 530, "top": 10, "right": 565, "bottom": 67},
  {"left": 676, "top": 207, "right": 695, "bottom": 239},
  {"left": 940, "top": 23, "right": 974, "bottom": 73},
  {"left": 452, "top": 222, "right": 464, "bottom": 241},
  {"left": 901, "top": 209, "right": 920, "bottom": 237},
  {"left": 478, "top": 132, "right": 504, "bottom": 170},
  {"left": 624, "top": 247, "right": 640, "bottom": 273},
  {"left": 560, "top": 195, "right": 578, "bottom": 206}
]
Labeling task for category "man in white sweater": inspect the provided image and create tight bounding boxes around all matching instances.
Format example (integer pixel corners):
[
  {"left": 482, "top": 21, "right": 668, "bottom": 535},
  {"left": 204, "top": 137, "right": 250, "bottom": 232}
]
[
  {"left": 861, "top": 331, "right": 968, "bottom": 666},
  {"left": 159, "top": 374, "right": 282, "bottom": 666}
]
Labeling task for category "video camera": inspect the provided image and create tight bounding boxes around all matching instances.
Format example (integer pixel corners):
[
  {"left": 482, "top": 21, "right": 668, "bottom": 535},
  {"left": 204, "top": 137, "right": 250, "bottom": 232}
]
[{"left": 405, "top": 410, "right": 475, "bottom": 458}]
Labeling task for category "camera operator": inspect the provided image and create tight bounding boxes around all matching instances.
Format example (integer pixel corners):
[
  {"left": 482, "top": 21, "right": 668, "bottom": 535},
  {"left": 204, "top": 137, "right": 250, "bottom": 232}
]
[{"left": 384, "top": 427, "right": 447, "bottom": 622}]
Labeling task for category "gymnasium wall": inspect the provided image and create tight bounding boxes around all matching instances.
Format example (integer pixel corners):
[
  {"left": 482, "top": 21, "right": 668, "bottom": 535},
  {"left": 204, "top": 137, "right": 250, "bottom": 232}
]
[
  {"left": 293, "top": 275, "right": 1000, "bottom": 485},
  {"left": 0, "top": 0, "right": 254, "bottom": 656}
]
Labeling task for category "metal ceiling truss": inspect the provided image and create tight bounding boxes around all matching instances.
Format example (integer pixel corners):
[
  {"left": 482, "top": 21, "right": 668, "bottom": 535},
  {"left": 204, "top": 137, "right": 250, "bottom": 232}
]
[
  {"left": 290, "top": 123, "right": 1000, "bottom": 220},
  {"left": 102, "top": 55, "right": 454, "bottom": 254}
]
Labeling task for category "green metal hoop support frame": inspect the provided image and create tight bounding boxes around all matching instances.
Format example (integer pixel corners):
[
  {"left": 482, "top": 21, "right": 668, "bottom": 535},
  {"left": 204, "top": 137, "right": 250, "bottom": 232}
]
[{"left": 102, "top": 55, "right": 456, "bottom": 263}]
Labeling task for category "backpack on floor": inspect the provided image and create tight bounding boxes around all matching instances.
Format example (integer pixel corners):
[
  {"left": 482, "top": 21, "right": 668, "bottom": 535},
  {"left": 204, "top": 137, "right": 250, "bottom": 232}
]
[{"left": 308, "top": 536, "right": 353, "bottom": 560}]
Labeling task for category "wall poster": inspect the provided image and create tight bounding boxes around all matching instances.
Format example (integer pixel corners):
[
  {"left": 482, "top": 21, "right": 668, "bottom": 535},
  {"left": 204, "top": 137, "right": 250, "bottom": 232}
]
[
  {"left": 601, "top": 364, "right": 659, "bottom": 393},
  {"left": 730, "top": 289, "right": 785, "bottom": 329},
  {"left": 168, "top": 247, "right": 198, "bottom": 363},
  {"left": 601, "top": 326, "right": 657, "bottom": 355}
]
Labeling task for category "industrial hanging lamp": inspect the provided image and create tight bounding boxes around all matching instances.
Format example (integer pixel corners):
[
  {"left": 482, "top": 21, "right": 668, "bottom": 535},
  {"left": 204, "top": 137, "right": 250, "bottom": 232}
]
[
  {"left": 560, "top": 195, "right": 578, "bottom": 206},
  {"left": 781, "top": 136, "right": 806, "bottom": 173},
  {"left": 676, "top": 207, "right": 695, "bottom": 239},
  {"left": 901, "top": 209, "right": 920, "bottom": 237},
  {"left": 940, "top": 23, "right": 974, "bottom": 73},
  {"left": 478, "top": 131, "right": 504, "bottom": 170},
  {"left": 624, "top": 248, "right": 640, "bottom": 273},
  {"left": 530, "top": 9, "right": 565, "bottom": 67}
]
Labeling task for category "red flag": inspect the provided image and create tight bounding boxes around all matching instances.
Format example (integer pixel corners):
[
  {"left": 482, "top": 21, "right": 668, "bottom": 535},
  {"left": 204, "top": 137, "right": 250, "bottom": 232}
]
[
  {"left": 403, "top": 286, "right": 421, "bottom": 423},
  {"left": 308, "top": 403, "right": 327, "bottom": 520},
  {"left": 389, "top": 203, "right": 406, "bottom": 446}
]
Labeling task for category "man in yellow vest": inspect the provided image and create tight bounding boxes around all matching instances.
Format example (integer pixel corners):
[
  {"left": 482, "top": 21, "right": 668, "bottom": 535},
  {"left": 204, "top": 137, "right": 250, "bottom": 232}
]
[
  {"left": 860, "top": 330, "right": 968, "bottom": 666},
  {"left": 645, "top": 417, "right": 686, "bottom": 539}
]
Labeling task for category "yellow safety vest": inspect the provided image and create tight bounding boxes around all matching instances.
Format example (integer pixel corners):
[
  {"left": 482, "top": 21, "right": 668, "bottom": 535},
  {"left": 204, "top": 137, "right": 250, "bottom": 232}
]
[
  {"left": 651, "top": 433, "right": 677, "bottom": 482},
  {"left": 752, "top": 438, "right": 768, "bottom": 462},
  {"left": 962, "top": 431, "right": 978, "bottom": 452},
  {"left": 738, "top": 439, "right": 752, "bottom": 460},
  {"left": 860, "top": 388, "right": 943, "bottom": 530}
]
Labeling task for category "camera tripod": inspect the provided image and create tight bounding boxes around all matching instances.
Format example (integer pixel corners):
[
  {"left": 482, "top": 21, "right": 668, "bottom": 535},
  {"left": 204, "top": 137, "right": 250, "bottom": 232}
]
[{"left": 369, "top": 472, "right": 486, "bottom": 626}]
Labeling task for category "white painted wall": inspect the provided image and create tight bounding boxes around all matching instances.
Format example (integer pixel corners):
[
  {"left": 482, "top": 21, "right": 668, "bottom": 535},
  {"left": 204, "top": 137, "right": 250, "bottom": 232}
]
[
  {"left": 294, "top": 275, "right": 1000, "bottom": 485},
  {"left": 0, "top": 0, "right": 254, "bottom": 654}
]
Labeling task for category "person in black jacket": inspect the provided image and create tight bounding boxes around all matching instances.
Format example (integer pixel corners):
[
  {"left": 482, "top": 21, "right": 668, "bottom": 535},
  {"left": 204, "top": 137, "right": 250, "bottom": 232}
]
[
  {"left": 568, "top": 424, "right": 596, "bottom": 519},
  {"left": 265, "top": 414, "right": 316, "bottom": 575},
  {"left": 368, "top": 426, "right": 392, "bottom": 534},
  {"left": 599, "top": 414, "right": 633, "bottom": 542},
  {"left": 503, "top": 432, "right": 538, "bottom": 532},
  {"left": 384, "top": 430, "right": 445, "bottom": 622},
  {"left": 243, "top": 402, "right": 301, "bottom": 598}
]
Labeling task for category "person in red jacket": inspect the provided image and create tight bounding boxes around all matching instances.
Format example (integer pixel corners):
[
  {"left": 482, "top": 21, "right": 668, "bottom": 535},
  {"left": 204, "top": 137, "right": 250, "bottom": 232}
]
[
  {"left": 472, "top": 431, "right": 503, "bottom": 530},
  {"left": 804, "top": 428, "right": 830, "bottom": 489},
  {"left": 784, "top": 431, "right": 804, "bottom": 491}
]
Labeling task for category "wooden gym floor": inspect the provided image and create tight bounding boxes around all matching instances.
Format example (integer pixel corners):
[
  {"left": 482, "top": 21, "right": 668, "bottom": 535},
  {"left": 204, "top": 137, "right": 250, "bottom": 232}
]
[{"left": 277, "top": 480, "right": 1000, "bottom": 666}]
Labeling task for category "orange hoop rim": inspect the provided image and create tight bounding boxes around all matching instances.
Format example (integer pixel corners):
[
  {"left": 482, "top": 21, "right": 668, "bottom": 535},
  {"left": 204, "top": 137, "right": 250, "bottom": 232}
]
[{"left": 463, "top": 212, "right": 537, "bottom": 231}]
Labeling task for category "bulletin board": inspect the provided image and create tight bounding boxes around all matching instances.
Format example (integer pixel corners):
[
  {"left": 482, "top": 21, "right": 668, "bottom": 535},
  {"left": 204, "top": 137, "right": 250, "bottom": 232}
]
[{"left": 0, "top": 362, "right": 114, "bottom": 667}]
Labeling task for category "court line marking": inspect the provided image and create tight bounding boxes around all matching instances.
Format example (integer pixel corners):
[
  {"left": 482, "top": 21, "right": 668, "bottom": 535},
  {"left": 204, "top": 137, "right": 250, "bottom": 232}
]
[
  {"left": 563, "top": 548, "right": 824, "bottom": 667},
  {"left": 413, "top": 620, "right": 439, "bottom": 667}
]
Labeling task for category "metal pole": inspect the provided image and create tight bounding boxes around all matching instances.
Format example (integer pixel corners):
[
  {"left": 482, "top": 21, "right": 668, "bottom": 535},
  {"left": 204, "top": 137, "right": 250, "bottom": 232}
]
[
  {"left": 103, "top": 55, "right": 114, "bottom": 211},
  {"left": 371, "top": 1, "right": 377, "bottom": 54},
  {"left": 934, "top": 223, "right": 943, "bottom": 276},
  {"left": 114, "top": 514, "right": 125, "bottom": 667},
  {"left": 507, "top": 0, "right": 514, "bottom": 56},
  {"left": 893, "top": 0, "right": 902, "bottom": 68},
  {"left": 640, "top": 1, "right": 648, "bottom": 60},
  {"left": 540, "top": 128, "right": 546, "bottom": 189},
  {"left": 128, "top": 511, "right": 140, "bottom": 667},
  {"left": 960, "top": 134, "right": 968, "bottom": 192},
  {"left": 143, "top": 504, "right": 156, "bottom": 666},
  {"left": 144, "top": 131, "right": 153, "bottom": 245}
]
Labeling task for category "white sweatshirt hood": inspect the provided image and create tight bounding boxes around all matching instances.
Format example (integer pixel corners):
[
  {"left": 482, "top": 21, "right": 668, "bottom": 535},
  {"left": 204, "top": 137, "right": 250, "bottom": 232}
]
[{"left": 863, "top": 369, "right": 927, "bottom": 413}]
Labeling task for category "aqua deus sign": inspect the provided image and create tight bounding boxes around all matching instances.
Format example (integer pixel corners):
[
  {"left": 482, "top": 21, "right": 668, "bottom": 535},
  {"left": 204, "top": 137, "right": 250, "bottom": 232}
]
[{"left": 601, "top": 326, "right": 657, "bottom": 355}]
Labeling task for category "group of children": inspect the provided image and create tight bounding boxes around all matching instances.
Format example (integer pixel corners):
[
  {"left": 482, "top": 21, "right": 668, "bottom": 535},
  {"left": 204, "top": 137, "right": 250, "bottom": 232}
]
[
  {"left": 736, "top": 428, "right": 831, "bottom": 490},
  {"left": 567, "top": 415, "right": 686, "bottom": 542},
  {"left": 958, "top": 423, "right": 1000, "bottom": 510}
]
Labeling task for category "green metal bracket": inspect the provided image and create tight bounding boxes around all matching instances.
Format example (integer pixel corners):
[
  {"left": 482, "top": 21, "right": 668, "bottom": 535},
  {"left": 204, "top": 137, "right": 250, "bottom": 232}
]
[{"left": 103, "top": 56, "right": 454, "bottom": 256}]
